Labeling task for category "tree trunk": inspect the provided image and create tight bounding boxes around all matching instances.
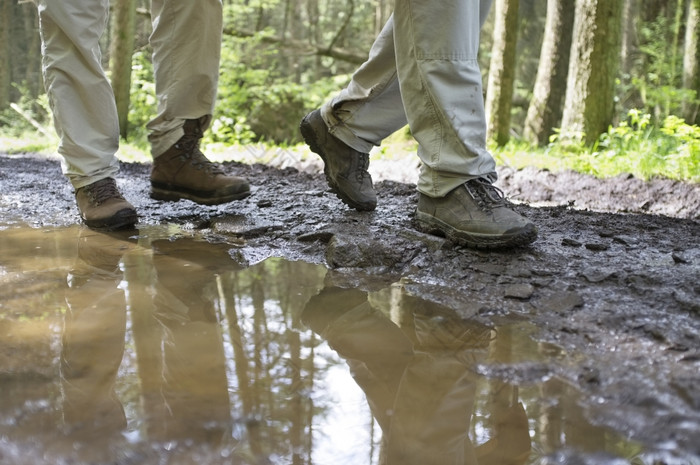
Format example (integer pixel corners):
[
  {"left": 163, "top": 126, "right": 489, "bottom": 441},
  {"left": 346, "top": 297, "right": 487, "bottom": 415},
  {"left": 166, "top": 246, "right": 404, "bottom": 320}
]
[
  {"left": 561, "top": 0, "right": 623, "bottom": 145},
  {"left": 109, "top": 0, "right": 137, "bottom": 139},
  {"left": 523, "top": 0, "right": 575, "bottom": 145},
  {"left": 0, "top": 0, "right": 11, "bottom": 109},
  {"left": 23, "top": 7, "right": 43, "bottom": 99},
  {"left": 682, "top": 0, "right": 700, "bottom": 124},
  {"left": 619, "top": 0, "right": 644, "bottom": 110},
  {"left": 485, "top": 0, "right": 521, "bottom": 146},
  {"left": 620, "top": 0, "right": 639, "bottom": 76}
]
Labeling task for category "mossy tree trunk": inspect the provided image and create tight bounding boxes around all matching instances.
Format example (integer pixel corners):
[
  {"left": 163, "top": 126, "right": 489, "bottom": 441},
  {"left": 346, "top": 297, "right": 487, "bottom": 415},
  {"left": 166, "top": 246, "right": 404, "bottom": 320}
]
[
  {"left": 523, "top": 0, "right": 575, "bottom": 145},
  {"left": 485, "top": 0, "right": 521, "bottom": 146},
  {"left": 0, "top": 0, "right": 11, "bottom": 110},
  {"left": 682, "top": 0, "right": 700, "bottom": 124},
  {"left": 109, "top": 0, "right": 137, "bottom": 140},
  {"left": 561, "top": 0, "right": 623, "bottom": 145}
]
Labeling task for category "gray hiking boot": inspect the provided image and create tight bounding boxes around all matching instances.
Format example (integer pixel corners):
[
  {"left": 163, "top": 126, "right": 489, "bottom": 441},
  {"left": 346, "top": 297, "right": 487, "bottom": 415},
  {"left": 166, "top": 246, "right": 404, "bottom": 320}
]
[
  {"left": 75, "top": 177, "right": 138, "bottom": 230},
  {"left": 416, "top": 178, "right": 537, "bottom": 249},
  {"left": 300, "top": 109, "right": 377, "bottom": 211},
  {"left": 150, "top": 117, "right": 250, "bottom": 205}
]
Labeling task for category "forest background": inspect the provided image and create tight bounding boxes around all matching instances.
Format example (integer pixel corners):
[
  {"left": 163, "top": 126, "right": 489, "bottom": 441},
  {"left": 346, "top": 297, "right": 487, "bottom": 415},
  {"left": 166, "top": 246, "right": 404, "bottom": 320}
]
[{"left": 1, "top": 0, "right": 699, "bottom": 182}]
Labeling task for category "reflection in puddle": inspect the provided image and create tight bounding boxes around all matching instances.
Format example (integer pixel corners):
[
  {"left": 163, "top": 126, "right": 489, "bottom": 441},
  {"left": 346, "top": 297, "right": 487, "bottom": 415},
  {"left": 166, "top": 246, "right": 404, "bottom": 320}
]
[{"left": 0, "top": 225, "right": 666, "bottom": 464}]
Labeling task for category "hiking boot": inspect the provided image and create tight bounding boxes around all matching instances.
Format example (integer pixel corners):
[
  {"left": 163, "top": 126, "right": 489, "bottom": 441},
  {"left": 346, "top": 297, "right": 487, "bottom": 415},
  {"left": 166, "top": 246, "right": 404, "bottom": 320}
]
[
  {"left": 75, "top": 178, "right": 138, "bottom": 230},
  {"left": 300, "top": 109, "right": 377, "bottom": 211},
  {"left": 150, "top": 118, "right": 250, "bottom": 205},
  {"left": 416, "top": 178, "right": 537, "bottom": 249}
]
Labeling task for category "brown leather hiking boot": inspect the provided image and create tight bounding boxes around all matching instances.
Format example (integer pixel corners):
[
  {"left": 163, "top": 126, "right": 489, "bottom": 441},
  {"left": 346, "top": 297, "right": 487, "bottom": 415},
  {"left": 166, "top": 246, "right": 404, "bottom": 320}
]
[
  {"left": 75, "top": 178, "right": 138, "bottom": 230},
  {"left": 300, "top": 109, "right": 377, "bottom": 211},
  {"left": 416, "top": 178, "right": 537, "bottom": 249},
  {"left": 150, "top": 118, "right": 250, "bottom": 205}
]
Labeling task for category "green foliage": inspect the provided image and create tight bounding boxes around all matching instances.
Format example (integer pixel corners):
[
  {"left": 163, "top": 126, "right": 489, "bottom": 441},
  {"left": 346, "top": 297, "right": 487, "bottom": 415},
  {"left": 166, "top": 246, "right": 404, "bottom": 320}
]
[
  {"left": 0, "top": 82, "right": 51, "bottom": 136},
  {"left": 495, "top": 110, "right": 700, "bottom": 182},
  {"left": 208, "top": 35, "right": 349, "bottom": 145},
  {"left": 125, "top": 51, "right": 157, "bottom": 149},
  {"left": 625, "top": 6, "right": 695, "bottom": 123}
]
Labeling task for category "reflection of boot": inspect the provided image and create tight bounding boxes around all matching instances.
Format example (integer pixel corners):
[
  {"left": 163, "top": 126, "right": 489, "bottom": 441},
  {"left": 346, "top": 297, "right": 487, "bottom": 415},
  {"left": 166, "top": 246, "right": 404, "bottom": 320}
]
[
  {"left": 151, "top": 237, "right": 245, "bottom": 273},
  {"left": 71, "top": 228, "right": 136, "bottom": 277},
  {"left": 301, "top": 286, "right": 368, "bottom": 335},
  {"left": 402, "top": 294, "right": 493, "bottom": 357},
  {"left": 302, "top": 286, "right": 413, "bottom": 368}
]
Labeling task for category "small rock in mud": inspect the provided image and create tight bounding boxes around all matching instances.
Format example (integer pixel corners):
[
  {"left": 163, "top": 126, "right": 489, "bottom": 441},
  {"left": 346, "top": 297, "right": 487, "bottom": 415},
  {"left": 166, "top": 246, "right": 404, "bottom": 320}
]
[
  {"left": 582, "top": 267, "right": 618, "bottom": 283},
  {"left": 612, "top": 235, "right": 639, "bottom": 246},
  {"left": 671, "top": 248, "right": 700, "bottom": 264},
  {"left": 536, "top": 291, "right": 584, "bottom": 313},
  {"left": 585, "top": 242, "right": 610, "bottom": 251},
  {"left": 325, "top": 234, "right": 412, "bottom": 269},
  {"left": 297, "top": 230, "right": 335, "bottom": 243},
  {"left": 504, "top": 283, "right": 535, "bottom": 300},
  {"left": 212, "top": 215, "right": 284, "bottom": 237}
]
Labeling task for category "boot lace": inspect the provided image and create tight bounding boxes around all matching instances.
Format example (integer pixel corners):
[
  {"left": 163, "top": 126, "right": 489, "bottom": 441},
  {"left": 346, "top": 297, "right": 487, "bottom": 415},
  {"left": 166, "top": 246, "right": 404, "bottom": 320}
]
[
  {"left": 174, "top": 132, "right": 225, "bottom": 176},
  {"left": 85, "top": 178, "right": 125, "bottom": 205},
  {"left": 464, "top": 178, "right": 507, "bottom": 211},
  {"left": 351, "top": 152, "right": 371, "bottom": 182}
]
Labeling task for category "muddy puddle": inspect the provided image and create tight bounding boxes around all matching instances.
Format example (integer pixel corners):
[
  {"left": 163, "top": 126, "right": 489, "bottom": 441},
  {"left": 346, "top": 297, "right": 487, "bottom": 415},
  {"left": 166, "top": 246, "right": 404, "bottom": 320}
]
[{"left": 0, "top": 224, "right": 695, "bottom": 465}]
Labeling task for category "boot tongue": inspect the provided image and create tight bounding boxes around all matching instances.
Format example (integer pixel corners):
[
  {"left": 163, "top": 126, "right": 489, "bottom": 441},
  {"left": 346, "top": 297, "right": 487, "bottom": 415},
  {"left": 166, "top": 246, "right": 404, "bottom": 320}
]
[
  {"left": 183, "top": 118, "right": 204, "bottom": 139},
  {"left": 175, "top": 118, "right": 205, "bottom": 157}
]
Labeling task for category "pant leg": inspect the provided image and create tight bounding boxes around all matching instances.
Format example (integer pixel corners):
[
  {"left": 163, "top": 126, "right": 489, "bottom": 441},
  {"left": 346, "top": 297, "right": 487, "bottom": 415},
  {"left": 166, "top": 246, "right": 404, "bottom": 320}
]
[
  {"left": 147, "top": 0, "right": 223, "bottom": 157},
  {"left": 394, "top": 0, "right": 497, "bottom": 197},
  {"left": 321, "top": 17, "right": 407, "bottom": 153},
  {"left": 36, "top": 0, "right": 120, "bottom": 189}
]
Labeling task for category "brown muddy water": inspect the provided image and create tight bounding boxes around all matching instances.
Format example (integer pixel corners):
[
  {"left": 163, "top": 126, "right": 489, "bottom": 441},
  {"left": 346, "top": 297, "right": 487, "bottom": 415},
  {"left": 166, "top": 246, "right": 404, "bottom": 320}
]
[{"left": 0, "top": 224, "right": 692, "bottom": 465}]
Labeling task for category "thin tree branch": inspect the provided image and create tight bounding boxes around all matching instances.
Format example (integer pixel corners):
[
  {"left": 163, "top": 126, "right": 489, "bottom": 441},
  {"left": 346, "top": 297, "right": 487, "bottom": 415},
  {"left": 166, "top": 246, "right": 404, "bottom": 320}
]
[{"left": 222, "top": 27, "right": 367, "bottom": 64}]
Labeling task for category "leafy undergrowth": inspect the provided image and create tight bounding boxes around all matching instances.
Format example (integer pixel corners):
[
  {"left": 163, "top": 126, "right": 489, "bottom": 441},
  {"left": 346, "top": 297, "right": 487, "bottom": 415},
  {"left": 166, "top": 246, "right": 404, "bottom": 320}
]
[
  {"left": 1, "top": 109, "right": 698, "bottom": 183},
  {"left": 494, "top": 111, "right": 700, "bottom": 183}
]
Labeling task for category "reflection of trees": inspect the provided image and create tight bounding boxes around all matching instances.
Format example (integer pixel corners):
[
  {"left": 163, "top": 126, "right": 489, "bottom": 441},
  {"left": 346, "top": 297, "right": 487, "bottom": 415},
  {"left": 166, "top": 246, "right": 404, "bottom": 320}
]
[
  {"left": 0, "top": 226, "right": 651, "bottom": 464},
  {"left": 119, "top": 239, "right": 328, "bottom": 462},
  {"left": 215, "top": 257, "right": 327, "bottom": 462}
]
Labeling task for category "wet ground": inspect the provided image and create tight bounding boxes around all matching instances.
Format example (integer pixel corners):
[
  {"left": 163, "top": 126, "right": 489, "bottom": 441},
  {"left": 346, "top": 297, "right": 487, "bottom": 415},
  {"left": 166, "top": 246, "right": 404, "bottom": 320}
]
[{"left": 0, "top": 151, "right": 699, "bottom": 465}]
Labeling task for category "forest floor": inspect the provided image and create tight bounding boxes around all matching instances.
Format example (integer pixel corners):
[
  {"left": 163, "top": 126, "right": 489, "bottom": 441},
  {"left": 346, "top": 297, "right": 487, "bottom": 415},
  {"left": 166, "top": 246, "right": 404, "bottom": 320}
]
[{"left": 1, "top": 150, "right": 699, "bottom": 462}]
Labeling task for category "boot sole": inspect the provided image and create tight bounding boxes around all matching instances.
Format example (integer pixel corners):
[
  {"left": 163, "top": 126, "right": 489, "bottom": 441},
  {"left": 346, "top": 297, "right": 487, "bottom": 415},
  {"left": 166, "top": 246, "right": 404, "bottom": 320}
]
[
  {"left": 415, "top": 210, "right": 538, "bottom": 249},
  {"left": 150, "top": 183, "right": 251, "bottom": 205},
  {"left": 83, "top": 208, "right": 138, "bottom": 231},
  {"left": 300, "top": 114, "right": 376, "bottom": 212}
]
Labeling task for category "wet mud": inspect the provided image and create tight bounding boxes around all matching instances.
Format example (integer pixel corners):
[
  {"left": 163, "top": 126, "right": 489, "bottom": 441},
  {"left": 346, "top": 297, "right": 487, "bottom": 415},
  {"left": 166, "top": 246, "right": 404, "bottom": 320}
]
[{"left": 0, "top": 152, "right": 699, "bottom": 464}]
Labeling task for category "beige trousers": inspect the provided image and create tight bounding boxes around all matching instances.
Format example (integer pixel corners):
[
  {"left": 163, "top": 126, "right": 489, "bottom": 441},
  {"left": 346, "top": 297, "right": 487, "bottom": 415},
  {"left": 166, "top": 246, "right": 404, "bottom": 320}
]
[
  {"left": 36, "top": 0, "right": 222, "bottom": 188},
  {"left": 321, "top": 0, "right": 496, "bottom": 197}
]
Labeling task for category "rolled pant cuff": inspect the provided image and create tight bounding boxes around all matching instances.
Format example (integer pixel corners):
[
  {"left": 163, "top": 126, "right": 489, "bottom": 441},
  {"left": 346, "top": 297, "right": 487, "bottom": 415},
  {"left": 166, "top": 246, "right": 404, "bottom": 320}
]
[{"left": 320, "top": 103, "right": 377, "bottom": 154}]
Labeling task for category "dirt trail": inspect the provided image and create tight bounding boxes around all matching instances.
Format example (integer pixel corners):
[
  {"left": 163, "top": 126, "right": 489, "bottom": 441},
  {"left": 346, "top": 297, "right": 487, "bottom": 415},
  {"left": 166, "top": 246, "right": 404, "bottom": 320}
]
[{"left": 1, "top": 152, "right": 699, "bottom": 461}]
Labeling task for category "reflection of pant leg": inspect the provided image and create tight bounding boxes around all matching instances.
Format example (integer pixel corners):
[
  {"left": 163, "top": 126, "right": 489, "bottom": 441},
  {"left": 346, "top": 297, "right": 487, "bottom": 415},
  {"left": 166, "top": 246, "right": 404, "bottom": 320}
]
[
  {"left": 36, "top": 0, "right": 120, "bottom": 188},
  {"left": 386, "top": 353, "right": 480, "bottom": 465},
  {"left": 394, "top": 0, "right": 497, "bottom": 197},
  {"left": 321, "top": 17, "right": 408, "bottom": 153},
  {"left": 61, "top": 257, "right": 127, "bottom": 438},
  {"left": 151, "top": 254, "right": 231, "bottom": 442},
  {"left": 147, "top": 0, "right": 223, "bottom": 157},
  {"left": 302, "top": 287, "right": 413, "bottom": 431},
  {"left": 384, "top": 307, "right": 491, "bottom": 465}
]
